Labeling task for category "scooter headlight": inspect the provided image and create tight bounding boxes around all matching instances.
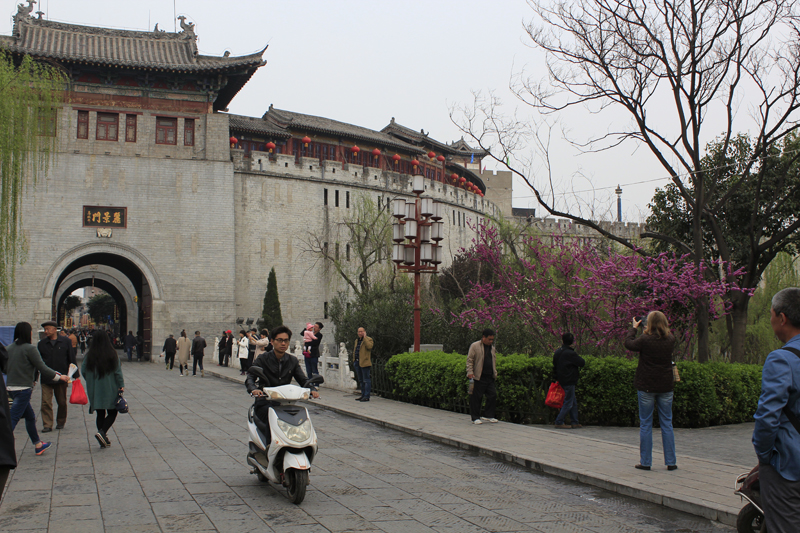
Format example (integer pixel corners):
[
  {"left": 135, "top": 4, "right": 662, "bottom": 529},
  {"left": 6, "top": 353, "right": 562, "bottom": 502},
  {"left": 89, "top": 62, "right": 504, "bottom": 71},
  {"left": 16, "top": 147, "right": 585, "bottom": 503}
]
[{"left": 276, "top": 418, "right": 312, "bottom": 443}]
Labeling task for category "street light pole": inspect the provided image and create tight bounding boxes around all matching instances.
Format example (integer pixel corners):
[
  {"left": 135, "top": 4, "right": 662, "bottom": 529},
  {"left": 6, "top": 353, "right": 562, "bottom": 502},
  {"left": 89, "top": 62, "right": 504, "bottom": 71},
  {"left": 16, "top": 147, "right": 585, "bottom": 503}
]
[{"left": 391, "top": 175, "right": 444, "bottom": 352}]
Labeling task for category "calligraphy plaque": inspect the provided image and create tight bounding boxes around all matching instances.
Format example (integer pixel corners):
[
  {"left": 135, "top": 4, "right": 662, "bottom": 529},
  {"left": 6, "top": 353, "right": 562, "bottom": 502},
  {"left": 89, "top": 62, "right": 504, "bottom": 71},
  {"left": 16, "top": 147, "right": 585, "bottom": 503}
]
[{"left": 83, "top": 206, "right": 127, "bottom": 228}]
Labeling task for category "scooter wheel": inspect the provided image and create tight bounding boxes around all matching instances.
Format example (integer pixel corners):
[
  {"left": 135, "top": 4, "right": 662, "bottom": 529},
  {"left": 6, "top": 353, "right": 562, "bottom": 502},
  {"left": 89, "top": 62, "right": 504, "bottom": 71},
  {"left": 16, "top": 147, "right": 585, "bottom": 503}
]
[
  {"left": 285, "top": 468, "right": 308, "bottom": 504},
  {"left": 256, "top": 469, "right": 268, "bottom": 483},
  {"left": 736, "top": 503, "right": 764, "bottom": 533}
]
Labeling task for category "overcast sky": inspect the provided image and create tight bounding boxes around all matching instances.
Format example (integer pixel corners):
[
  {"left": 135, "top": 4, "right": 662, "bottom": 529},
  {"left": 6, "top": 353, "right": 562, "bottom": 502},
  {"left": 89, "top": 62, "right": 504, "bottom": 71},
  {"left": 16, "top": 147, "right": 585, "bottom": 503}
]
[{"left": 3, "top": 0, "right": 696, "bottom": 221}]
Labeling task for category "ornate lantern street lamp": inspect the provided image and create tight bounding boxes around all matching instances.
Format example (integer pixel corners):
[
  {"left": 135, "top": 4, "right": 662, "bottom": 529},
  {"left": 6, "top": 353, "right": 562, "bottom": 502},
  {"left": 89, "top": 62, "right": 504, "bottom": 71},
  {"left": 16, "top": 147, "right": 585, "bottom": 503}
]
[{"left": 391, "top": 175, "right": 445, "bottom": 352}]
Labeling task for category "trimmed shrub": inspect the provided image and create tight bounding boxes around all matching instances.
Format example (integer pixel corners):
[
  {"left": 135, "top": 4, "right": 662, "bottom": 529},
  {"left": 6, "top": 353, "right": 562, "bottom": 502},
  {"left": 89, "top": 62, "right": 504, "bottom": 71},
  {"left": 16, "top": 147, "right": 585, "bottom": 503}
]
[{"left": 379, "top": 351, "right": 762, "bottom": 428}]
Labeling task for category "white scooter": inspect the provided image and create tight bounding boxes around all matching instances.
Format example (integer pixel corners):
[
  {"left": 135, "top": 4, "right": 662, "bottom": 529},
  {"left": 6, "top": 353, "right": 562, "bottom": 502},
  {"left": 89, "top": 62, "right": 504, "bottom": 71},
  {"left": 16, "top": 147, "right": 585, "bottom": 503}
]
[{"left": 246, "top": 366, "right": 323, "bottom": 504}]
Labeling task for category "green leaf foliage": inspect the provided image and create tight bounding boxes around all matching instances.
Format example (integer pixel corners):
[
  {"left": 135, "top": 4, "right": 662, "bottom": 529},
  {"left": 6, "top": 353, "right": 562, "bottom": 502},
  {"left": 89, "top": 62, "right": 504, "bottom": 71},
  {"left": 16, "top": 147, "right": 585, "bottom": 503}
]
[{"left": 379, "top": 352, "right": 763, "bottom": 427}]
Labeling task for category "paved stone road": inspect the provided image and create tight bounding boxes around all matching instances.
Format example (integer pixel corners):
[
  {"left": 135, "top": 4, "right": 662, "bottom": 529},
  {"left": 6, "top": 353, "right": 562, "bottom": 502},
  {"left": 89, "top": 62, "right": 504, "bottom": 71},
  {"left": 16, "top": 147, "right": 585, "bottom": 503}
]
[{"left": 1, "top": 360, "right": 733, "bottom": 532}]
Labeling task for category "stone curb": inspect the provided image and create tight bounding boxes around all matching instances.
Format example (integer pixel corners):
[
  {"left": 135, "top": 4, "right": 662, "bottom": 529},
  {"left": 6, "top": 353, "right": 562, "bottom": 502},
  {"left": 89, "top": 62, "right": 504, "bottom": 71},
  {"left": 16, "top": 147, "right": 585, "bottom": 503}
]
[{"left": 205, "top": 368, "right": 737, "bottom": 527}]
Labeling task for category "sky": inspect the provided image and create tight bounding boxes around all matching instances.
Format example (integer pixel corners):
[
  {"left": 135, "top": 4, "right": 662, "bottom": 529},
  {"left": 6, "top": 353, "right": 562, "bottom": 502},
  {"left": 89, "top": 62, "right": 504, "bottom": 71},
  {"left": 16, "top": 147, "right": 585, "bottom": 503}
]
[{"left": 2, "top": 0, "right": 701, "bottom": 222}]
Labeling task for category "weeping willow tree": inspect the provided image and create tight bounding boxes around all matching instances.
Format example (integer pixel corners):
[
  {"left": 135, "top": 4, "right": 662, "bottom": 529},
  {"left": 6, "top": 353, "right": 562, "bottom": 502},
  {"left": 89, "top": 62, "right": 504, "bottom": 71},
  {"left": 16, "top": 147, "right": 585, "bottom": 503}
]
[{"left": 0, "top": 51, "right": 66, "bottom": 303}]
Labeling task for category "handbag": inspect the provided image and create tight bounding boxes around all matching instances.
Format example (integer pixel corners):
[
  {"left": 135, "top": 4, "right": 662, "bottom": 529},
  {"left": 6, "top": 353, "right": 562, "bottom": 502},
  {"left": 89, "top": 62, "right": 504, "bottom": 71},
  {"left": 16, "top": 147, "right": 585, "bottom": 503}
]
[
  {"left": 545, "top": 382, "right": 565, "bottom": 409},
  {"left": 303, "top": 350, "right": 311, "bottom": 358},
  {"left": 115, "top": 392, "right": 129, "bottom": 414},
  {"left": 69, "top": 378, "right": 88, "bottom": 405}
]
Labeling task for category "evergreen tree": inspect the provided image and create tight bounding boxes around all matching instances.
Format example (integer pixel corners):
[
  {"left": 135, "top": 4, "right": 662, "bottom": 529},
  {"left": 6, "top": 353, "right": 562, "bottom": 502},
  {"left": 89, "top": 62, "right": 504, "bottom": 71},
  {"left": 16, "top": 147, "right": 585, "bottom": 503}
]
[{"left": 261, "top": 267, "right": 283, "bottom": 331}]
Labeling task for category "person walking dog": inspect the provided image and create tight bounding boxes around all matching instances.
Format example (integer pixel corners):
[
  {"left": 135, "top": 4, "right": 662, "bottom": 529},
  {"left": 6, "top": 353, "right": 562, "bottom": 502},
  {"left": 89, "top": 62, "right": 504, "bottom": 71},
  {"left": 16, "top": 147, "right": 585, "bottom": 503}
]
[{"left": 82, "top": 331, "right": 125, "bottom": 448}]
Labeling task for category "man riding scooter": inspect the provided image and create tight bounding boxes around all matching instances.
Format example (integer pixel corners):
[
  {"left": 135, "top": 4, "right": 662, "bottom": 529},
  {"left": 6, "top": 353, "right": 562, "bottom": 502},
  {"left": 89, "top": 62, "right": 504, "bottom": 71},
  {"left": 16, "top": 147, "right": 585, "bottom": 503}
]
[{"left": 245, "top": 325, "right": 319, "bottom": 437}]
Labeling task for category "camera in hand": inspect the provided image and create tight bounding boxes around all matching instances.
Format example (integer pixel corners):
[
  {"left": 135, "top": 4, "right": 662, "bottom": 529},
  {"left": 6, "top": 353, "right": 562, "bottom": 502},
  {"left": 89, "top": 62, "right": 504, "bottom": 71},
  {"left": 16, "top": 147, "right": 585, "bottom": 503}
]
[{"left": 636, "top": 315, "right": 648, "bottom": 328}]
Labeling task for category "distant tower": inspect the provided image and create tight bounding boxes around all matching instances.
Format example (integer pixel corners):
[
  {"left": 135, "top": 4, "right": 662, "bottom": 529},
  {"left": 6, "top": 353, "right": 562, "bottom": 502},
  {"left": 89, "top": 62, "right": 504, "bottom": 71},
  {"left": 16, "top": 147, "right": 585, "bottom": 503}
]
[{"left": 615, "top": 185, "right": 622, "bottom": 222}]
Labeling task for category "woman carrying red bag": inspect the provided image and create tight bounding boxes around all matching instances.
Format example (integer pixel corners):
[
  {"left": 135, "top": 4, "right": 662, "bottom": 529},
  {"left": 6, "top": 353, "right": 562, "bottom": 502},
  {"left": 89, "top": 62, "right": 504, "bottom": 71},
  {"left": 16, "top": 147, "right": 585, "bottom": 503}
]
[{"left": 81, "top": 331, "right": 124, "bottom": 449}]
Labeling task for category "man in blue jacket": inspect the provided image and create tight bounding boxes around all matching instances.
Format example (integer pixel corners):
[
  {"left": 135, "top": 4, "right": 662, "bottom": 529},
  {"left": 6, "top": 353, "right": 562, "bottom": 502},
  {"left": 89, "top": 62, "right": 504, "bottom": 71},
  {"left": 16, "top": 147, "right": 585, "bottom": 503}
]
[{"left": 753, "top": 287, "right": 800, "bottom": 532}]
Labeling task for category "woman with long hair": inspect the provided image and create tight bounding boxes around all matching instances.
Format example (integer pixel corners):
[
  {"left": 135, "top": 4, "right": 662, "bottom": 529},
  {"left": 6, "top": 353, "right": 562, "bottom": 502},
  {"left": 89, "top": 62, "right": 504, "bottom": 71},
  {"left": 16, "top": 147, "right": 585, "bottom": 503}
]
[
  {"left": 176, "top": 330, "right": 191, "bottom": 376},
  {"left": 624, "top": 311, "right": 678, "bottom": 471},
  {"left": 81, "top": 330, "right": 124, "bottom": 448},
  {"left": 5, "top": 322, "right": 68, "bottom": 457}
]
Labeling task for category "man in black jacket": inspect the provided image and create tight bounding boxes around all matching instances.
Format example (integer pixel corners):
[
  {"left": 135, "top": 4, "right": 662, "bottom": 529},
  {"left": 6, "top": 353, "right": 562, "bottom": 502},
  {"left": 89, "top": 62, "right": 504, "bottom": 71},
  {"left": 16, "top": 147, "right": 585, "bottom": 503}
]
[
  {"left": 37, "top": 320, "right": 77, "bottom": 432},
  {"left": 553, "top": 332, "right": 585, "bottom": 429},
  {"left": 163, "top": 334, "right": 177, "bottom": 370},
  {"left": 191, "top": 331, "right": 207, "bottom": 377},
  {"left": 245, "top": 326, "right": 319, "bottom": 430}
]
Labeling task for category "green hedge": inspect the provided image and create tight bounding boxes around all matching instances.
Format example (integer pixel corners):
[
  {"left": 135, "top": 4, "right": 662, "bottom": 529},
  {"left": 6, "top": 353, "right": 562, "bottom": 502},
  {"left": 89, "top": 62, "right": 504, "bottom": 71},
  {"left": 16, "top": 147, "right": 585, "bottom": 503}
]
[{"left": 380, "top": 351, "right": 763, "bottom": 428}]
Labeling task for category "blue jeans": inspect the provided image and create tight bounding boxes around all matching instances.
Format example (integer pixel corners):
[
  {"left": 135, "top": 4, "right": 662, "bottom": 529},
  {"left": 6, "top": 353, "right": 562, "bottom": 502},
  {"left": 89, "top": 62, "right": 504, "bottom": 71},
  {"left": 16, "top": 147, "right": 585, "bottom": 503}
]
[
  {"left": 126, "top": 347, "right": 132, "bottom": 361},
  {"left": 555, "top": 384, "right": 579, "bottom": 425},
  {"left": 354, "top": 362, "right": 363, "bottom": 390},
  {"left": 9, "top": 389, "right": 40, "bottom": 445},
  {"left": 305, "top": 357, "right": 319, "bottom": 379},
  {"left": 361, "top": 366, "right": 371, "bottom": 399},
  {"left": 638, "top": 391, "right": 676, "bottom": 467}
]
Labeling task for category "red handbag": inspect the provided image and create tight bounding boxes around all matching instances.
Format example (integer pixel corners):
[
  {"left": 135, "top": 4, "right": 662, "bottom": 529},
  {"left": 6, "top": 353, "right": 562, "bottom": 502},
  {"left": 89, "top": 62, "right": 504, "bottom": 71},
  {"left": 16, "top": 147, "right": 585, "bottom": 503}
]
[
  {"left": 69, "top": 379, "right": 89, "bottom": 405},
  {"left": 545, "top": 382, "right": 565, "bottom": 409}
]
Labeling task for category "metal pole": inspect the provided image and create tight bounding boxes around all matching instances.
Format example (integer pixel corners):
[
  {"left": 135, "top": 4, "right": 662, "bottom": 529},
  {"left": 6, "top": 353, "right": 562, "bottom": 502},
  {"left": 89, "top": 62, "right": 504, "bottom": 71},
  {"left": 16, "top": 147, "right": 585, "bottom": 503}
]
[{"left": 413, "top": 193, "right": 422, "bottom": 352}]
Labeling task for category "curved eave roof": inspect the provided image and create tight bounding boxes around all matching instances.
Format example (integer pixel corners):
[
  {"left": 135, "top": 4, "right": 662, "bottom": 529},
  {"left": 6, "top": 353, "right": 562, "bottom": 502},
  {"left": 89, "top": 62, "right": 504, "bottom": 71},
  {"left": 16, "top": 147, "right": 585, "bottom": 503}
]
[
  {"left": 381, "top": 120, "right": 489, "bottom": 158},
  {"left": 446, "top": 163, "right": 485, "bottom": 193},
  {"left": 263, "top": 106, "right": 424, "bottom": 154},
  {"left": 227, "top": 114, "right": 291, "bottom": 138}
]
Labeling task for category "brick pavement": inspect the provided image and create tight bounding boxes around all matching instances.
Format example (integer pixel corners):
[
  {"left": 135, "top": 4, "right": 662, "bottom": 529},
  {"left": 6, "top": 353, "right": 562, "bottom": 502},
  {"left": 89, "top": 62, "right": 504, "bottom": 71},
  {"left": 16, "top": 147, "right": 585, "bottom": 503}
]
[
  {"left": 208, "top": 364, "right": 752, "bottom": 527},
  {"left": 0, "top": 360, "right": 734, "bottom": 532}
]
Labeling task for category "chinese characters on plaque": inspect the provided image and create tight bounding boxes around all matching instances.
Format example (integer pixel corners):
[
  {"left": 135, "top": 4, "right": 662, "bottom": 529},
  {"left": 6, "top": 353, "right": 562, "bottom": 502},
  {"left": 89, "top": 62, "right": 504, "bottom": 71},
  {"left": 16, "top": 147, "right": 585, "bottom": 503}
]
[{"left": 83, "top": 206, "right": 127, "bottom": 228}]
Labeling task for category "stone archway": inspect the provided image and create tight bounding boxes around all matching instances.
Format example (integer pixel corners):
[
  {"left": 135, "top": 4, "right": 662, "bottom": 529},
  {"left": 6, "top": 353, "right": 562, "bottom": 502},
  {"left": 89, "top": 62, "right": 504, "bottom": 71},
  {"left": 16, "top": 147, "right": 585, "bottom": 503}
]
[{"left": 36, "top": 242, "right": 171, "bottom": 360}]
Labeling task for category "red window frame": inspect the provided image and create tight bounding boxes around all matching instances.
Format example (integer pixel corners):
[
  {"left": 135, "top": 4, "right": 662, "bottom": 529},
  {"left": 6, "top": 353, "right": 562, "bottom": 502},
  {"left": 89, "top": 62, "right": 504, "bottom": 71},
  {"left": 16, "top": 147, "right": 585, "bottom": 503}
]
[
  {"left": 184, "top": 118, "right": 195, "bottom": 146},
  {"left": 156, "top": 117, "right": 177, "bottom": 145},
  {"left": 77, "top": 110, "right": 89, "bottom": 139},
  {"left": 96, "top": 112, "right": 119, "bottom": 141},
  {"left": 125, "top": 115, "right": 137, "bottom": 142}
]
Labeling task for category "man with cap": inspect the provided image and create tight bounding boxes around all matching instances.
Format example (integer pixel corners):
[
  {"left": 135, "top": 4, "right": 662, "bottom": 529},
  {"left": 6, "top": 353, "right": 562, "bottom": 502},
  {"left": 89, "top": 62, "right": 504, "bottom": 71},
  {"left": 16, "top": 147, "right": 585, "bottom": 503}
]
[{"left": 37, "top": 321, "right": 78, "bottom": 432}]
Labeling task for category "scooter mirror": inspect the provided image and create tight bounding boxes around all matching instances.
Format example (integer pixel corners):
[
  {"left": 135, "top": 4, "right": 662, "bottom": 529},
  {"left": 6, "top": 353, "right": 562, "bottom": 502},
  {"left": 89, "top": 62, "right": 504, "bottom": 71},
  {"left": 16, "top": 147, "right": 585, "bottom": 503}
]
[
  {"left": 247, "top": 366, "right": 269, "bottom": 382},
  {"left": 306, "top": 375, "right": 325, "bottom": 387}
]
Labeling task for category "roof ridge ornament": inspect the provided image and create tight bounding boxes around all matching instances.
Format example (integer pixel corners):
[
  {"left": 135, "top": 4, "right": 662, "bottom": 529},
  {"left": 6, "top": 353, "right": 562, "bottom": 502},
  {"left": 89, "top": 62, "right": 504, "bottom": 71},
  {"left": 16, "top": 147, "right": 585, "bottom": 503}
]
[
  {"left": 13, "top": 0, "right": 36, "bottom": 37},
  {"left": 178, "top": 16, "right": 196, "bottom": 39}
]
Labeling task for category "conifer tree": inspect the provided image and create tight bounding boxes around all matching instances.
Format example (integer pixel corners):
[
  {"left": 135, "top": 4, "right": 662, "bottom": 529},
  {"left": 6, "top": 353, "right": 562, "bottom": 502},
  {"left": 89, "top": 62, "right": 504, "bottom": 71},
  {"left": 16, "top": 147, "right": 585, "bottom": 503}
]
[{"left": 261, "top": 267, "right": 283, "bottom": 331}]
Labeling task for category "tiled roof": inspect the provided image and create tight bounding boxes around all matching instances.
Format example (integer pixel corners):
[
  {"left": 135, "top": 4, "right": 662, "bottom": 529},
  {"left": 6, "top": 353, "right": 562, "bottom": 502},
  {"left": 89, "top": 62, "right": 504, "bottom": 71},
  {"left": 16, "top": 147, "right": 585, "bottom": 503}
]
[
  {"left": 228, "top": 114, "right": 290, "bottom": 138},
  {"left": 262, "top": 105, "right": 424, "bottom": 153},
  {"left": 381, "top": 118, "right": 489, "bottom": 157},
  {"left": 2, "top": 13, "right": 265, "bottom": 73}
]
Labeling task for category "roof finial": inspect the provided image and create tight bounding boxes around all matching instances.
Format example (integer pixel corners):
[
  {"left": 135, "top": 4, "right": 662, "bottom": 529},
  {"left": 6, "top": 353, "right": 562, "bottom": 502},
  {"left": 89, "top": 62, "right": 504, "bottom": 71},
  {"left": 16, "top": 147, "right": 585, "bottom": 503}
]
[
  {"left": 14, "top": 0, "right": 36, "bottom": 30},
  {"left": 178, "top": 15, "right": 196, "bottom": 38}
]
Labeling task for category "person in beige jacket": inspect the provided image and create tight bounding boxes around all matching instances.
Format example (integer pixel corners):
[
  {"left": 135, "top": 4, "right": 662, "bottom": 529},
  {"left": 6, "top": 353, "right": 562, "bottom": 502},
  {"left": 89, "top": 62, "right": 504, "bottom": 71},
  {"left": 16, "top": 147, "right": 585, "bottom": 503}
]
[
  {"left": 176, "top": 330, "right": 192, "bottom": 376},
  {"left": 352, "top": 328, "right": 374, "bottom": 402},
  {"left": 466, "top": 328, "right": 498, "bottom": 424}
]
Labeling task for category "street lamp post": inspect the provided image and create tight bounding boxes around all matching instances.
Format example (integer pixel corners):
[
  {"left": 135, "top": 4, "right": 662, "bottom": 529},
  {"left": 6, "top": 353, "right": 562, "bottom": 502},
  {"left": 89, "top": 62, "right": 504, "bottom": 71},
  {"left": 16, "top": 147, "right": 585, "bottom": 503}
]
[{"left": 391, "top": 175, "right": 445, "bottom": 352}]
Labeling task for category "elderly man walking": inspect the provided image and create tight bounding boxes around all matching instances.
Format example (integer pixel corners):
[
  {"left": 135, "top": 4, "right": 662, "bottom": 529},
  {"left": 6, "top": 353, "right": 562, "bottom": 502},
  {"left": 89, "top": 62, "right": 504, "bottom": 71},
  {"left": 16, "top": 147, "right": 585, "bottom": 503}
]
[
  {"left": 753, "top": 287, "right": 800, "bottom": 532},
  {"left": 37, "top": 321, "right": 78, "bottom": 432},
  {"left": 352, "top": 328, "right": 374, "bottom": 402},
  {"left": 466, "top": 328, "right": 498, "bottom": 425}
]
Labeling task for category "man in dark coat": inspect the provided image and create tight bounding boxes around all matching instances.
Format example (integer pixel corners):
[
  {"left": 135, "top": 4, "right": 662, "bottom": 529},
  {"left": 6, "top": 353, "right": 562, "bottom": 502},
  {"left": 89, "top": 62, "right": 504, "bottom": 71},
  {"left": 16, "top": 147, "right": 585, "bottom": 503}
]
[
  {"left": 0, "top": 344, "right": 16, "bottom": 499},
  {"left": 163, "top": 334, "right": 177, "bottom": 370},
  {"left": 245, "top": 326, "right": 319, "bottom": 435},
  {"left": 135, "top": 332, "right": 144, "bottom": 361},
  {"left": 553, "top": 332, "right": 586, "bottom": 429},
  {"left": 124, "top": 331, "right": 136, "bottom": 362},
  {"left": 191, "top": 331, "right": 207, "bottom": 377},
  {"left": 37, "top": 320, "right": 77, "bottom": 432}
]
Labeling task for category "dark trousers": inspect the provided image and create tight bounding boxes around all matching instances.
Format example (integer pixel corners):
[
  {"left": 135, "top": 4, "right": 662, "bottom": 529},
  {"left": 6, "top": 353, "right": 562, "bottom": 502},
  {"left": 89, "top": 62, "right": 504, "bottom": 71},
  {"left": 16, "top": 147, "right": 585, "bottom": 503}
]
[
  {"left": 95, "top": 409, "right": 118, "bottom": 434},
  {"left": 126, "top": 347, "right": 133, "bottom": 361},
  {"left": 165, "top": 351, "right": 175, "bottom": 369},
  {"left": 40, "top": 382, "right": 68, "bottom": 429},
  {"left": 760, "top": 463, "right": 800, "bottom": 533},
  {"left": 354, "top": 362, "right": 363, "bottom": 391},
  {"left": 469, "top": 379, "right": 497, "bottom": 421},
  {"left": 193, "top": 355, "right": 204, "bottom": 375},
  {"left": 305, "top": 357, "right": 319, "bottom": 378},
  {"left": 10, "top": 389, "right": 40, "bottom": 444},
  {"left": 0, "top": 467, "right": 10, "bottom": 500},
  {"left": 555, "top": 384, "right": 579, "bottom": 425},
  {"left": 136, "top": 345, "right": 143, "bottom": 361}
]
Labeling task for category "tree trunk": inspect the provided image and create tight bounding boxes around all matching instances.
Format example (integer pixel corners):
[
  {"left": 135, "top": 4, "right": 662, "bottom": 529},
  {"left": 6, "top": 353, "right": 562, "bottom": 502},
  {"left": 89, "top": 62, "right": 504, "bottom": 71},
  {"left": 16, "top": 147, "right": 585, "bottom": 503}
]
[{"left": 728, "top": 292, "right": 751, "bottom": 363}]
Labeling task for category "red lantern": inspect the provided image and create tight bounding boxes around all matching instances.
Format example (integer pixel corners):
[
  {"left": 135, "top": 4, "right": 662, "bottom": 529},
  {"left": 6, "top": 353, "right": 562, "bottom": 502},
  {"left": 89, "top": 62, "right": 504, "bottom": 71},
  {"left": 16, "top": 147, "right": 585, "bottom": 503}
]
[
  {"left": 411, "top": 159, "right": 419, "bottom": 168},
  {"left": 459, "top": 176, "right": 466, "bottom": 184},
  {"left": 302, "top": 136, "right": 311, "bottom": 147},
  {"left": 436, "top": 155, "right": 445, "bottom": 162},
  {"left": 392, "top": 154, "right": 401, "bottom": 165},
  {"left": 266, "top": 141, "right": 276, "bottom": 153},
  {"left": 229, "top": 136, "right": 238, "bottom": 148},
  {"left": 450, "top": 173, "right": 458, "bottom": 182},
  {"left": 427, "top": 151, "right": 436, "bottom": 159},
  {"left": 351, "top": 145, "right": 360, "bottom": 154},
  {"left": 372, "top": 148, "right": 381, "bottom": 158}
]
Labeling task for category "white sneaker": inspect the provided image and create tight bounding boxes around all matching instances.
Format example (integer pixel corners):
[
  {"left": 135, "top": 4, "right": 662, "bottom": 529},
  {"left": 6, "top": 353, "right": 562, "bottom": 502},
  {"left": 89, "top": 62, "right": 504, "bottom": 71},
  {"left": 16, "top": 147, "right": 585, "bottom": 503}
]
[
  {"left": 473, "top": 419, "right": 483, "bottom": 425},
  {"left": 481, "top": 417, "right": 499, "bottom": 423}
]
